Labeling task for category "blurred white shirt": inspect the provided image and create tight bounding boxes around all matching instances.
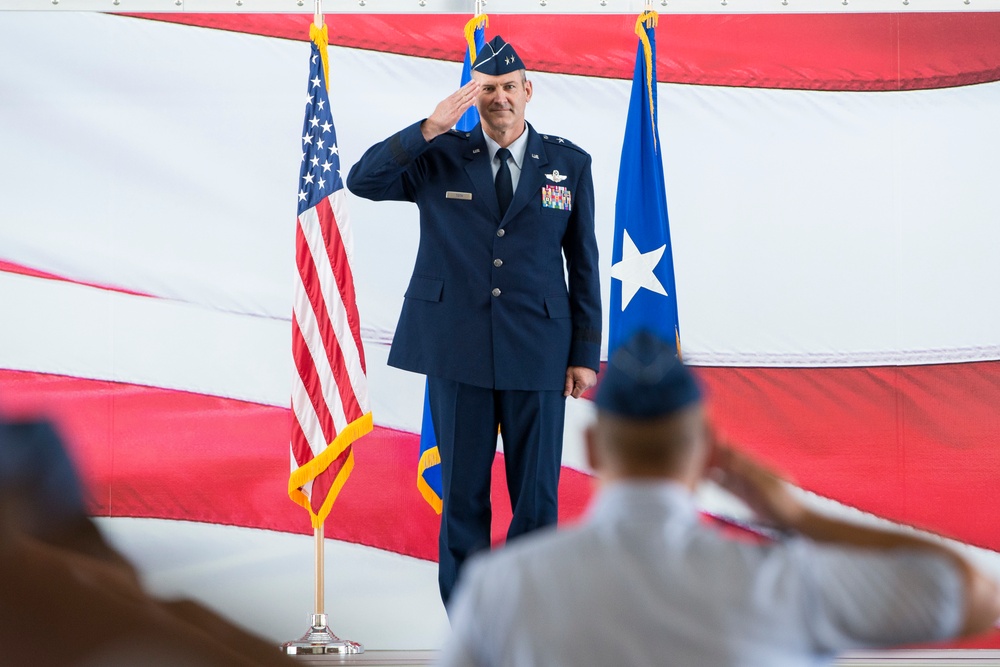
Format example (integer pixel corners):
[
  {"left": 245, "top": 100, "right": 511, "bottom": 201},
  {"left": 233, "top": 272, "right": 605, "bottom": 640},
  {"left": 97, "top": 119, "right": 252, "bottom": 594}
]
[{"left": 439, "top": 481, "right": 963, "bottom": 667}]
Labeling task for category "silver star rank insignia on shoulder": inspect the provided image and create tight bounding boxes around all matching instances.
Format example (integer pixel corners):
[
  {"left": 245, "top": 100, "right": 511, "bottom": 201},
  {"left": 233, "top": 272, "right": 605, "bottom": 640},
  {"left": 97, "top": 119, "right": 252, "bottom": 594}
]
[{"left": 545, "top": 170, "right": 568, "bottom": 183}]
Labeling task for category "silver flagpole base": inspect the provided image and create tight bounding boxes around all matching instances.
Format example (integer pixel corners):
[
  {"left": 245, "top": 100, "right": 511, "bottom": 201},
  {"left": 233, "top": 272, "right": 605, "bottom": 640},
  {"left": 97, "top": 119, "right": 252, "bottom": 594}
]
[{"left": 281, "top": 613, "right": 364, "bottom": 656}]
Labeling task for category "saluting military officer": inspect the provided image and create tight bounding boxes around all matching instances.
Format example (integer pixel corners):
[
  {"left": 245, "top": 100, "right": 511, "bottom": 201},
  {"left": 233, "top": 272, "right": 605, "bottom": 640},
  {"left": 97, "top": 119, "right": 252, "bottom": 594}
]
[{"left": 346, "top": 35, "right": 602, "bottom": 606}]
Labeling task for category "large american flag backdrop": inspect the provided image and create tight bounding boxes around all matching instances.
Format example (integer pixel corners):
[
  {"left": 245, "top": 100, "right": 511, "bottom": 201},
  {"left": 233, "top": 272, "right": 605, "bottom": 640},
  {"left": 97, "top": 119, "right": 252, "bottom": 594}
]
[{"left": 2, "top": 10, "right": 999, "bottom": 649}]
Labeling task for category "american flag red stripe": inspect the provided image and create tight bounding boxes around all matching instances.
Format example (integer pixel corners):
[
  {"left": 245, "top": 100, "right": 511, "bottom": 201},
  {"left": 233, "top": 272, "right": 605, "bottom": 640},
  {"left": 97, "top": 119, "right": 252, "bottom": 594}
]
[{"left": 288, "top": 23, "right": 372, "bottom": 528}]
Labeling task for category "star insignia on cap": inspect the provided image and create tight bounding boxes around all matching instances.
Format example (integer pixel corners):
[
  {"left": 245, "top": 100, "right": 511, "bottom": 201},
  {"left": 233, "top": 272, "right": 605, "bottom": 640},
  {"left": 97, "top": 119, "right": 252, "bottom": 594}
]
[{"left": 505, "top": 55, "right": 514, "bottom": 65}]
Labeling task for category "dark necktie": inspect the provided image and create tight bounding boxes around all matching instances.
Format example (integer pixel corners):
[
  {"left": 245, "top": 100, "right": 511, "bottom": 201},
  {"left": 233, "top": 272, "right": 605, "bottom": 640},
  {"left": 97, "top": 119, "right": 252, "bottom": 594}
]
[{"left": 495, "top": 147, "right": 513, "bottom": 217}]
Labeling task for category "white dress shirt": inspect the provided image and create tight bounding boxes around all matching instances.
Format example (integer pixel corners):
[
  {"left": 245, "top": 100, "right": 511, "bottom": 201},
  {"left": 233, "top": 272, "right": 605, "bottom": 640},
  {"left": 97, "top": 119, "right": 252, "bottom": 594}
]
[{"left": 483, "top": 124, "right": 529, "bottom": 194}]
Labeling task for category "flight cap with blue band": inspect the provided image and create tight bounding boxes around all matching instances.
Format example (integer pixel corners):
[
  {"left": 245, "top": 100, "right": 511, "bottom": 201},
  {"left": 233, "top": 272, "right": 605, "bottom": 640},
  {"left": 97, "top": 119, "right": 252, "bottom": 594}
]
[
  {"left": 595, "top": 330, "right": 703, "bottom": 419},
  {"left": 472, "top": 35, "right": 526, "bottom": 76}
]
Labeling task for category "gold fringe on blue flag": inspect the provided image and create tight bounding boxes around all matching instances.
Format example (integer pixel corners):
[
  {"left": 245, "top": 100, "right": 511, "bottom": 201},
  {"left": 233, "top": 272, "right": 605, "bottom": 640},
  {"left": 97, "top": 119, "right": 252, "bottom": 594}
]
[{"left": 635, "top": 11, "right": 658, "bottom": 151}]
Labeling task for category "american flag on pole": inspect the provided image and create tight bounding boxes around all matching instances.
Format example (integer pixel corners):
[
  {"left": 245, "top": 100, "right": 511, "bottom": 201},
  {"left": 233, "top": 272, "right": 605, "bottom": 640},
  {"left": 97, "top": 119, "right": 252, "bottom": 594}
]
[{"left": 289, "top": 22, "right": 372, "bottom": 528}]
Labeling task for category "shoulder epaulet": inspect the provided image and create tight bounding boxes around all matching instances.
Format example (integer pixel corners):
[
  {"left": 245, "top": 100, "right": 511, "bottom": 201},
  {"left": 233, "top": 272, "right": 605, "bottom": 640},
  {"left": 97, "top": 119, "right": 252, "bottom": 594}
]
[
  {"left": 540, "top": 133, "right": 588, "bottom": 155},
  {"left": 445, "top": 129, "right": 473, "bottom": 140}
]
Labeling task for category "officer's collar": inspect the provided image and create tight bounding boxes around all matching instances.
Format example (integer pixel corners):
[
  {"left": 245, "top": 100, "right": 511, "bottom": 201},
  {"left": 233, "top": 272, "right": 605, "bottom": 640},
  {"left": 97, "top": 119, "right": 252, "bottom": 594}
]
[{"left": 481, "top": 123, "right": 529, "bottom": 170}]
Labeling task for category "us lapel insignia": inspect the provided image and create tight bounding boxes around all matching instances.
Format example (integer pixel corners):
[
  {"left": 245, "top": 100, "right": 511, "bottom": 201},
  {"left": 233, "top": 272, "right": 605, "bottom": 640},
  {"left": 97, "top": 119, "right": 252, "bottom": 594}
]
[
  {"left": 541, "top": 184, "right": 572, "bottom": 211},
  {"left": 545, "top": 170, "right": 568, "bottom": 183}
]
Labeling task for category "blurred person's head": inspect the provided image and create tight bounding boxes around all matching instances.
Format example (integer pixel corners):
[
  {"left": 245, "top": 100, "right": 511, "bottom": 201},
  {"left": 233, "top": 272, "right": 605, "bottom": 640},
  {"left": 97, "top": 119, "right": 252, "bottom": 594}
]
[
  {"left": 0, "top": 419, "right": 128, "bottom": 566},
  {"left": 586, "top": 330, "right": 707, "bottom": 488}
]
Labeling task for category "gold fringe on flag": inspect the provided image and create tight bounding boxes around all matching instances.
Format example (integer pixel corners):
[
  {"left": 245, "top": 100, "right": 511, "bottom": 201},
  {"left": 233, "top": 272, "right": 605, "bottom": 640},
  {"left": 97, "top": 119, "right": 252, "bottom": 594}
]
[
  {"left": 289, "top": 412, "right": 373, "bottom": 528},
  {"left": 416, "top": 446, "right": 443, "bottom": 515},
  {"left": 635, "top": 11, "right": 659, "bottom": 151},
  {"left": 310, "top": 22, "right": 330, "bottom": 92},
  {"left": 464, "top": 13, "right": 489, "bottom": 64}
]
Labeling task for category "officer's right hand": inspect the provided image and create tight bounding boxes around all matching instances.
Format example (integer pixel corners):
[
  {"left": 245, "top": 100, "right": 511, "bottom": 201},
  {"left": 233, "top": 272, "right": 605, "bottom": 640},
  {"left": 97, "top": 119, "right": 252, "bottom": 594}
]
[{"left": 421, "top": 80, "right": 481, "bottom": 142}]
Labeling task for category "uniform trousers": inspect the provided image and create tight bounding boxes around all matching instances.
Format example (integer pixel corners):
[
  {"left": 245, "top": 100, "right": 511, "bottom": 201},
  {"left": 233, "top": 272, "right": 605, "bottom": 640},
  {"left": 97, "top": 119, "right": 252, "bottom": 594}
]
[{"left": 427, "top": 376, "right": 566, "bottom": 606}]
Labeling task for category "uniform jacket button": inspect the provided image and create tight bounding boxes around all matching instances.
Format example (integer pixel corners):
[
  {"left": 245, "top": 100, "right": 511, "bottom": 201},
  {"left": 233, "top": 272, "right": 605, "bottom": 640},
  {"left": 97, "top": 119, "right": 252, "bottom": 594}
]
[{"left": 491, "top": 288, "right": 501, "bottom": 297}]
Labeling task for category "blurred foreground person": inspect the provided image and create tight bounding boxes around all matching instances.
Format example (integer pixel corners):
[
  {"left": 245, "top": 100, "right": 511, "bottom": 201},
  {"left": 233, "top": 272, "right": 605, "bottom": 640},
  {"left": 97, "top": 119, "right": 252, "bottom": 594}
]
[
  {"left": 439, "top": 330, "right": 1000, "bottom": 667},
  {"left": 0, "top": 419, "right": 295, "bottom": 667}
]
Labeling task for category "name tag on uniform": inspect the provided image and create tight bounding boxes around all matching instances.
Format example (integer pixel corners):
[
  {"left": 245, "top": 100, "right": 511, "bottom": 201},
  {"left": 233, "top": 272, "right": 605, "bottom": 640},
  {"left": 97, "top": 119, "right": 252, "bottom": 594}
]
[
  {"left": 446, "top": 191, "right": 473, "bottom": 200},
  {"left": 541, "top": 184, "right": 572, "bottom": 211}
]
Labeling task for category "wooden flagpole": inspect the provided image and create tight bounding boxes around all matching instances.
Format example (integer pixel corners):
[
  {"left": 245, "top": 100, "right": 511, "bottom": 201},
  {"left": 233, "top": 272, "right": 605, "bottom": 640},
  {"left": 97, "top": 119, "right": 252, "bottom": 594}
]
[{"left": 314, "top": 526, "right": 324, "bottom": 616}]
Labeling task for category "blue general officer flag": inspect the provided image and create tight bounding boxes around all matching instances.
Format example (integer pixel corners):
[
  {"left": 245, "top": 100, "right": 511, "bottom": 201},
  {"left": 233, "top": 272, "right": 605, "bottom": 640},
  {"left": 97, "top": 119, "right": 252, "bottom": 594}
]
[
  {"left": 417, "top": 382, "right": 443, "bottom": 513},
  {"left": 456, "top": 15, "right": 487, "bottom": 132},
  {"left": 417, "top": 13, "right": 488, "bottom": 514},
  {"left": 609, "top": 12, "right": 680, "bottom": 356}
]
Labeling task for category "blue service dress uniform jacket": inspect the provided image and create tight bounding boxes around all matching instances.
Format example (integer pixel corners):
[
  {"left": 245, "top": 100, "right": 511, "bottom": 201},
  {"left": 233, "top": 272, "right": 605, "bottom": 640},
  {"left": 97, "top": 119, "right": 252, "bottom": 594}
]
[{"left": 346, "top": 120, "right": 602, "bottom": 389}]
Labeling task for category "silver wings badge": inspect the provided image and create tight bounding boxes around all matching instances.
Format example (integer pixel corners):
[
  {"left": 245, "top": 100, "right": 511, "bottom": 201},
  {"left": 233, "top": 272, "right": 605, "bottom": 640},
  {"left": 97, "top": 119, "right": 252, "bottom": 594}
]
[{"left": 545, "top": 170, "right": 568, "bottom": 183}]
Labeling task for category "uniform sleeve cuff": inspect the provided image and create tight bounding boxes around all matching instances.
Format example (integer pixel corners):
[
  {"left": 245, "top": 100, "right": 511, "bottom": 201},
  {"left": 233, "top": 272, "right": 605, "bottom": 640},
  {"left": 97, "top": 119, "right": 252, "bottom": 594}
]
[
  {"left": 569, "top": 339, "right": 601, "bottom": 372},
  {"left": 388, "top": 120, "right": 433, "bottom": 166}
]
